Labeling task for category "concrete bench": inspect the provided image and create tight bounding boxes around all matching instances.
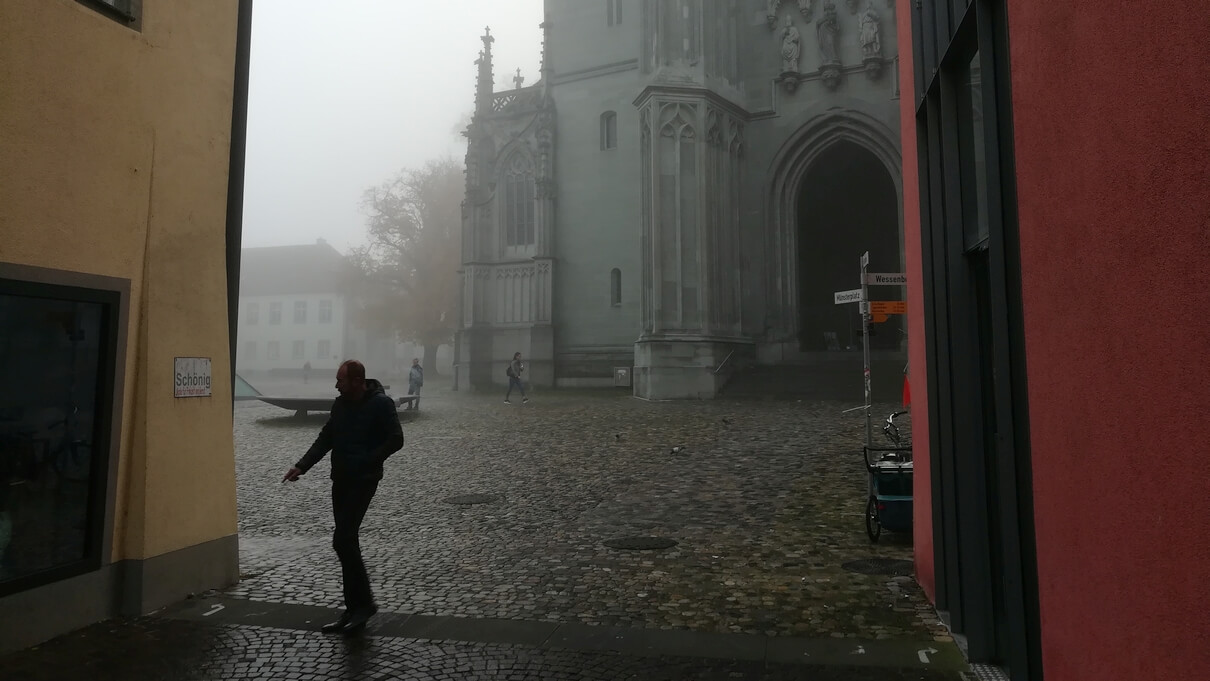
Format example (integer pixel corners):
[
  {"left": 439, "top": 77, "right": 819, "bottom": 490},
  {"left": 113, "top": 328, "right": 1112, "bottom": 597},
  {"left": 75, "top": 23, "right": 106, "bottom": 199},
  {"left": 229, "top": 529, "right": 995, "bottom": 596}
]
[{"left": 258, "top": 394, "right": 419, "bottom": 418}]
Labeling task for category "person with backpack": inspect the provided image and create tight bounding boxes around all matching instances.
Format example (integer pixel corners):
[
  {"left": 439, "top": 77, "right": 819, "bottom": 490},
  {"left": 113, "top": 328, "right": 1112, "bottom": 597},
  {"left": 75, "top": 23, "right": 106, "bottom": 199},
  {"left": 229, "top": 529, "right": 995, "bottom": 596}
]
[
  {"left": 505, "top": 351, "right": 528, "bottom": 404},
  {"left": 405, "top": 358, "right": 423, "bottom": 410}
]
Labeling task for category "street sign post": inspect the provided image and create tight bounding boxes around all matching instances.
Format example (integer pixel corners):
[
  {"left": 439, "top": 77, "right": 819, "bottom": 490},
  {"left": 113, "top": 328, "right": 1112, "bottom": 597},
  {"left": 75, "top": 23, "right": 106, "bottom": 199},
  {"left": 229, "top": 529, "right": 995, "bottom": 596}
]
[{"left": 860, "top": 252, "right": 872, "bottom": 448}]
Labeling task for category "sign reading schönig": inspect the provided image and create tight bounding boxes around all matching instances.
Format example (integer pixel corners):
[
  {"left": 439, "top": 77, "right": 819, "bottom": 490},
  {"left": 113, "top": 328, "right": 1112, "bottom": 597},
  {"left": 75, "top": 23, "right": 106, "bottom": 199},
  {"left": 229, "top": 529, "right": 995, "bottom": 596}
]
[{"left": 174, "top": 357, "right": 212, "bottom": 398}]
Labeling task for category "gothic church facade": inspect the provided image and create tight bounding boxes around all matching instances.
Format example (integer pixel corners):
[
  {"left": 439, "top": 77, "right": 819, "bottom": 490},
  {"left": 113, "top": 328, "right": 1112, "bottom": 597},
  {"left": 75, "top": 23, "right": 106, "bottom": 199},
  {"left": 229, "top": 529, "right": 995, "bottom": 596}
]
[{"left": 457, "top": 0, "right": 905, "bottom": 399}]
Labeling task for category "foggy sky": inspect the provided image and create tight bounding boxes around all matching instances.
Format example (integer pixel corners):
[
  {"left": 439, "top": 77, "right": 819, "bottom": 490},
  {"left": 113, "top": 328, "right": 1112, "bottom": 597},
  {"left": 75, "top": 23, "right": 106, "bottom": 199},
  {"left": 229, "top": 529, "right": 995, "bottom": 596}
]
[{"left": 242, "top": 0, "right": 543, "bottom": 253}]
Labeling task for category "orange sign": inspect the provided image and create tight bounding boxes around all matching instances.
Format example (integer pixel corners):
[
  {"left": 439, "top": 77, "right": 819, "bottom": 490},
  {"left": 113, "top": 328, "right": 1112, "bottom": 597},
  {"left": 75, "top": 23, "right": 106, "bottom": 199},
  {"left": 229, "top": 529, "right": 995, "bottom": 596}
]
[
  {"left": 872, "top": 313, "right": 890, "bottom": 323},
  {"left": 870, "top": 301, "right": 907, "bottom": 316}
]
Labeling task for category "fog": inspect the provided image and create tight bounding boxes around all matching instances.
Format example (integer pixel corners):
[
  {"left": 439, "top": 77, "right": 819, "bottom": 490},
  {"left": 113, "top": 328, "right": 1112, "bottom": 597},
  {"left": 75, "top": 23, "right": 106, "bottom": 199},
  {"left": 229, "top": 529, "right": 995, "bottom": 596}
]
[{"left": 241, "top": 0, "right": 544, "bottom": 252}]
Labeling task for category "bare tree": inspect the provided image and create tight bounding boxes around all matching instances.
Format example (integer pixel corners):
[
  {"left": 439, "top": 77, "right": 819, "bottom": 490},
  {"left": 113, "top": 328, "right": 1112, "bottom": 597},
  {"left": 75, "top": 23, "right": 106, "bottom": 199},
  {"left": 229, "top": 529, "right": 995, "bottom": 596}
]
[{"left": 349, "top": 158, "right": 461, "bottom": 374}]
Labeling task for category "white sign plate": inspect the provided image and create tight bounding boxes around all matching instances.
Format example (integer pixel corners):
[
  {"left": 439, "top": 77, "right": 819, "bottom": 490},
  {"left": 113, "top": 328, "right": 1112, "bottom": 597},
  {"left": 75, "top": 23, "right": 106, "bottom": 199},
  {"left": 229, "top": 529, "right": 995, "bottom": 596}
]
[
  {"left": 866, "top": 272, "right": 908, "bottom": 285},
  {"left": 834, "top": 288, "right": 864, "bottom": 305},
  {"left": 174, "top": 357, "right": 212, "bottom": 398}
]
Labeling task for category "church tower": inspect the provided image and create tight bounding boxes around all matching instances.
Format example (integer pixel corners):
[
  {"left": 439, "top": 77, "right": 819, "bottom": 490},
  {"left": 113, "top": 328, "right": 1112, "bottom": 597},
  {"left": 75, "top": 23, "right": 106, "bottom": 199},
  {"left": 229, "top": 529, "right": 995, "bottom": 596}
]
[{"left": 633, "top": 1, "right": 750, "bottom": 398}]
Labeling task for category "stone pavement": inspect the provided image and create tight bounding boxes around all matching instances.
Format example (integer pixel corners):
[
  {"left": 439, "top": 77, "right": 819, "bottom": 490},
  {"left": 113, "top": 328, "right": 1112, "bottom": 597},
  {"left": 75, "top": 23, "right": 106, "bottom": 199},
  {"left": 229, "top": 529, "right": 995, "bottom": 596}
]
[{"left": 1, "top": 379, "right": 964, "bottom": 680}]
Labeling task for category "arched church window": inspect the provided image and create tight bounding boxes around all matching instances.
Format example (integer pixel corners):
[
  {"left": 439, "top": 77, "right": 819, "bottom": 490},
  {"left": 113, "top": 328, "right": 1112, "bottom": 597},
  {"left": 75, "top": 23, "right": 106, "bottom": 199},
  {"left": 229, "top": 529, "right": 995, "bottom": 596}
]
[
  {"left": 503, "top": 153, "right": 535, "bottom": 249},
  {"left": 610, "top": 268, "right": 622, "bottom": 306},
  {"left": 607, "top": 0, "right": 622, "bottom": 26},
  {"left": 601, "top": 111, "right": 618, "bottom": 150}
]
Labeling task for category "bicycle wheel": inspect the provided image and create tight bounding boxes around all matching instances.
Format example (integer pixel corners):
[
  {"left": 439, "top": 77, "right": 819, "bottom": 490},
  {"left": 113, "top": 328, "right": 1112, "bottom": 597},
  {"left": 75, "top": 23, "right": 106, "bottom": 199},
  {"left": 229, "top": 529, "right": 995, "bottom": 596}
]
[{"left": 865, "top": 495, "right": 881, "bottom": 542}]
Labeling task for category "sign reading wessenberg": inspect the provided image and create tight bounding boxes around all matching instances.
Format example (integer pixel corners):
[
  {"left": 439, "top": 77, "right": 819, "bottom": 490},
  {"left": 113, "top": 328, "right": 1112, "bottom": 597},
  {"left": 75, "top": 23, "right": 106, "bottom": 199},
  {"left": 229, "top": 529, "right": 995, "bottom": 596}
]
[{"left": 174, "top": 357, "right": 212, "bottom": 398}]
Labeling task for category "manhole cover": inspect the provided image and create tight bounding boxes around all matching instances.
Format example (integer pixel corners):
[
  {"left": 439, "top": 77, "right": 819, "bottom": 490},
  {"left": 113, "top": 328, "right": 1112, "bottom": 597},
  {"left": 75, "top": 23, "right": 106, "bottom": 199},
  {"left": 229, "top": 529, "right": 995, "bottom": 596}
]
[
  {"left": 603, "top": 537, "right": 678, "bottom": 551},
  {"left": 442, "top": 494, "right": 499, "bottom": 505},
  {"left": 841, "top": 558, "right": 914, "bottom": 576}
]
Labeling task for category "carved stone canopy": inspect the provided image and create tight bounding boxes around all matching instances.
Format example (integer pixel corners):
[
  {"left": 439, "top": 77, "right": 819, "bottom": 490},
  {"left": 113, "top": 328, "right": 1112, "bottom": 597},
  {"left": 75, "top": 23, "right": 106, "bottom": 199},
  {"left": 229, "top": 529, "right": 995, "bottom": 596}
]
[{"left": 768, "top": 0, "right": 816, "bottom": 28}]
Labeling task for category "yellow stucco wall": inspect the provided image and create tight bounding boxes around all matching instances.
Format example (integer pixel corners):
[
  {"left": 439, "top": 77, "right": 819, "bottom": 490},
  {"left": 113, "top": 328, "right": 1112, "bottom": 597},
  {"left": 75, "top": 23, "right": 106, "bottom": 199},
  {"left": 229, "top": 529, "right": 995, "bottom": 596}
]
[{"left": 0, "top": 0, "right": 240, "bottom": 561}]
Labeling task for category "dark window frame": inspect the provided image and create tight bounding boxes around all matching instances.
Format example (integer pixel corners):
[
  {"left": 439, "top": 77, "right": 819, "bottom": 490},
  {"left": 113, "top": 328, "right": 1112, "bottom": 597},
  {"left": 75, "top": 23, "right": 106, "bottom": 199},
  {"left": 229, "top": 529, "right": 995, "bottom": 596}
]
[
  {"left": 610, "top": 268, "right": 622, "bottom": 306},
  {"left": 0, "top": 275, "right": 123, "bottom": 598},
  {"left": 76, "top": 0, "right": 143, "bottom": 31},
  {"left": 912, "top": 0, "right": 1041, "bottom": 678}
]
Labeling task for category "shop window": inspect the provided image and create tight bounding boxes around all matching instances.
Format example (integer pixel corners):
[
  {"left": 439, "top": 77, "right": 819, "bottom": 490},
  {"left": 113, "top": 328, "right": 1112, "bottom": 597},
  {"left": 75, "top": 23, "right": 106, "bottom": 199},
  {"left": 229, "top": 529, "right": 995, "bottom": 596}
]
[{"left": 0, "top": 277, "right": 119, "bottom": 596}]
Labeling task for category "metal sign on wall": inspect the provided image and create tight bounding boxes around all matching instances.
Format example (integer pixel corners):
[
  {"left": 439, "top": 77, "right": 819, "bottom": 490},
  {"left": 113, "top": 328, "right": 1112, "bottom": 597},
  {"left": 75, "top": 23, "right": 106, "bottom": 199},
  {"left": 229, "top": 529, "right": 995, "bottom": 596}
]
[{"left": 174, "top": 357, "right": 212, "bottom": 398}]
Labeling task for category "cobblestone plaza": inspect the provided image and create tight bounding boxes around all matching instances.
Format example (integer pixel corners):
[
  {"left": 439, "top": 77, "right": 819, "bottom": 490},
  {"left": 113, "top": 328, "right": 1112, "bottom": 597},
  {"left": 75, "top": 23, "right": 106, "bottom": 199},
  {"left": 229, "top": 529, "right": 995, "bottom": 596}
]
[{"left": 2, "top": 382, "right": 966, "bottom": 679}]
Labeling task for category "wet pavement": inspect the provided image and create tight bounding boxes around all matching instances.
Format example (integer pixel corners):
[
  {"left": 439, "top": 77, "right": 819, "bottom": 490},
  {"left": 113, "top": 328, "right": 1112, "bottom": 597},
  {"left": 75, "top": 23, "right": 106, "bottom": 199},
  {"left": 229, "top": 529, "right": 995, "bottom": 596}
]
[{"left": 1, "top": 378, "right": 964, "bottom": 680}]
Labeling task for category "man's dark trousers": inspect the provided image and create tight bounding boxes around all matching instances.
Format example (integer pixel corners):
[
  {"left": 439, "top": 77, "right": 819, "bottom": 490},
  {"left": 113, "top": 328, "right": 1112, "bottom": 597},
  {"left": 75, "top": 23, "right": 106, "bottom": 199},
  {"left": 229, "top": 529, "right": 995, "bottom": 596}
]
[{"left": 332, "top": 478, "right": 379, "bottom": 610}]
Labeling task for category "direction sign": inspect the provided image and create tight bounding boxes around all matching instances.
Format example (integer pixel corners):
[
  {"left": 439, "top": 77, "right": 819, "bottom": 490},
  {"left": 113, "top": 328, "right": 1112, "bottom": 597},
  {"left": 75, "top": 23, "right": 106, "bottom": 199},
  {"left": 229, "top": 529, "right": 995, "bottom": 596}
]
[
  {"left": 866, "top": 272, "right": 908, "bottom": 285},
  {"left": 834, "top": 288, "right": 864, "bottom": 305},
  {"left": 870, "top": 301, "right": 907, "bottom": 315}
]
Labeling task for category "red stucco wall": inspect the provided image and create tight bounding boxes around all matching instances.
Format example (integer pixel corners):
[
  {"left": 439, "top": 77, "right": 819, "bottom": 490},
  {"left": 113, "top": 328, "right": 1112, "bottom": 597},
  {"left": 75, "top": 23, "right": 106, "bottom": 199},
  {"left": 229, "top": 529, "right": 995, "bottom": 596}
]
[
  {"left": 895, "top": 6, "right": 934, "bottom": 601},
  {"left": 1007, "top": 3, "right": 1210, "bottom": 679}
]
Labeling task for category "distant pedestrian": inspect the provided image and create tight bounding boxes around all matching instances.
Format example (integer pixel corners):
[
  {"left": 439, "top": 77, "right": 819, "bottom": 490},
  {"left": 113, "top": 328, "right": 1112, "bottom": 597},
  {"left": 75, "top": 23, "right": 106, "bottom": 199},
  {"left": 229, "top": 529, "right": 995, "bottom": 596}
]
[
  {"left": 281, "top": 359, "right": 403, "bottom": 635},
  {"left": 505, "top": 351, "right": 528, "bottom": 404},
  {"left": 303, "top": 361, "right": 312, "bottom": 384},
  {"left": 406, "top": 358, "right": 423, "bottom": 410}
]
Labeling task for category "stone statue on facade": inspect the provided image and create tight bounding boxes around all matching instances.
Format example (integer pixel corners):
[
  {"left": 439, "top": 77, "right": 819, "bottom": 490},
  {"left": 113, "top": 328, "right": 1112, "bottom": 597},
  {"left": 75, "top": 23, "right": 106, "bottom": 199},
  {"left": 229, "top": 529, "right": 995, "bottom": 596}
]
[
  {"left": 817, "top": 2, "right": 840, "bottom": 64},
  {"left": 860, "top": 4, "right": 883, "bottom": 77},
  {"left": 766, "top": 0, "right": 780, "bottom": 28},
  {"left": 860, "top": 5, "right": 881, "bottom": 57},
  {"left": 845, "top": 0, "right": 860, "bottom": 13},
  {"left": 798, "top": 0, "right": 814, "bottom": 20},
  {"left": 780, "top": 15, "right": 801, "bottom": 73},
  {"left": 817, "top": 2, "right": 842, "bottom": 89}
]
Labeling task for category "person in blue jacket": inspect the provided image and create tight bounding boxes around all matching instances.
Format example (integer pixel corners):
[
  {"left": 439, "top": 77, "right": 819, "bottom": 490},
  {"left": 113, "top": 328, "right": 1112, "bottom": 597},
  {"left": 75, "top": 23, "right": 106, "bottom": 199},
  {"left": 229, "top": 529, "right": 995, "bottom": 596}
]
[{"left": 282, "top": 359, "right": 403, "bottom": 634}]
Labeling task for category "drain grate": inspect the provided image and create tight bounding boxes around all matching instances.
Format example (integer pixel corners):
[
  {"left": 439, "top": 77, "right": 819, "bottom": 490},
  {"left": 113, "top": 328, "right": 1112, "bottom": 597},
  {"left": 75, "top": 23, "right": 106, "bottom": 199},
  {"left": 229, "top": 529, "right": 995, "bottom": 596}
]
[
  {"left": 841, "top": 558, "right": 914, "bottom": 576},
  {"left": 603, "top": 537, "right": 678, "bottom": 551},
  {"left": 968, "top": 664, "right": 1011, "bottom": 681},
  {"left": 442, "top": 494, "right": 499, "bottom": 505}
]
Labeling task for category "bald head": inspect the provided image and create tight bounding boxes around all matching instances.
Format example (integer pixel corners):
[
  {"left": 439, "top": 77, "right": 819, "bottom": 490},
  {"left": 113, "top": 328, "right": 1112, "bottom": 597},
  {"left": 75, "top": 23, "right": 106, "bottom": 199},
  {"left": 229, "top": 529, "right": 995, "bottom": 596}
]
[{"left": 336, "top": 360, "right": 367, "bottom": 400}]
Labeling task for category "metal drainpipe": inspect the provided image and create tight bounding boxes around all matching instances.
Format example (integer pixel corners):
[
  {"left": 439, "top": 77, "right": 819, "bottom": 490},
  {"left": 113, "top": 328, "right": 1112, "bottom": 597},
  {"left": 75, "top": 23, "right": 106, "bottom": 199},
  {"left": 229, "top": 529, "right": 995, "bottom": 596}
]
[{"left": 226, "top": 0, "right": 254, "bottom": 404}]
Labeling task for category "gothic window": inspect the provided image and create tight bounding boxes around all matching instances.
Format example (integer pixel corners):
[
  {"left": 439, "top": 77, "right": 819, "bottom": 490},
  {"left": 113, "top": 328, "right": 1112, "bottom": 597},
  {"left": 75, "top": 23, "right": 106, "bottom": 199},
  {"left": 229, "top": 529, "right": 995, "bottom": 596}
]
[
  {"left": 611, "top": 268, "right": 622, "bottom": 306},
  {"left": 601, "top": 112, "right": 618, "bottom": 150},
  {"left": 502, "top": 153, "right": 536, "bottom": 251},
  {"left": 607, "top": 0, "right": 623, "bottom": 26}
]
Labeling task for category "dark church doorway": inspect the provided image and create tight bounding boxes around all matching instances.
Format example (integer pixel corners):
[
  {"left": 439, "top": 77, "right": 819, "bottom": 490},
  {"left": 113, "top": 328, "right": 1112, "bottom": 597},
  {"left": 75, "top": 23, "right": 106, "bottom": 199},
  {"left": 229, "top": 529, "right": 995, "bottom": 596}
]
[{"left": 796, "top": 140, "right": 901, "bottom": 353}]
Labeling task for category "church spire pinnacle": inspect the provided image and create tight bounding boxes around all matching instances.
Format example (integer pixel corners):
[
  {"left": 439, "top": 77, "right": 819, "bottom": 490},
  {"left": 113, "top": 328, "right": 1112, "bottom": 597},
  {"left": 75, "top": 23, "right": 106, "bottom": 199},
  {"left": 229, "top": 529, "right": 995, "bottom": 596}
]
[{"left": 474, "top": 26, "right": 495, "bottom": 117}]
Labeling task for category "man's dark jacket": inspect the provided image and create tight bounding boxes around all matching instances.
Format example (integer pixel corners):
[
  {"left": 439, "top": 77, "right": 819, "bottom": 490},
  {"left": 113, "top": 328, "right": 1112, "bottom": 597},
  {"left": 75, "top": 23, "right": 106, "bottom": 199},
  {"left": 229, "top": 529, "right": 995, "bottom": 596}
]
[{"left": 295, "top": 379, "right": 403, "bottom": 481}]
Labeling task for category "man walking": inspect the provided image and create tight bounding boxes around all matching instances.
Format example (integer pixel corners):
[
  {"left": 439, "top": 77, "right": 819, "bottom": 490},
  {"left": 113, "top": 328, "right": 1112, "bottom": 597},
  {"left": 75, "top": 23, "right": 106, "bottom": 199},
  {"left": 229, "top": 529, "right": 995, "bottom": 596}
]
[
  {"left": 405, "top": 358, "right": 423, "bottom": 410},
  {"left": 505, "top": 351, "right": 528, "bottom": 404},
  {"left": 282, "top": 360, "right": 403, "bottom": 634}
]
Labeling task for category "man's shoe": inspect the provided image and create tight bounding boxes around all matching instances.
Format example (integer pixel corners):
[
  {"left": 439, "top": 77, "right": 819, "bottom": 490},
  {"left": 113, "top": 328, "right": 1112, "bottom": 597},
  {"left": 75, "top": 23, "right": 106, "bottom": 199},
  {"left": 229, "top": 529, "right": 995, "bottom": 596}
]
[
  {"left": 342, "top": 604, "right": 378, "bottom": 634},
  {"left": 321, "top": 611, "right": 352, "bottom": 633},
  {"left": 504, "top": 399, "right": 511, "bottom": 404},
  {"left": 522, "top": 397, "right": 529, "bottom": 404}
]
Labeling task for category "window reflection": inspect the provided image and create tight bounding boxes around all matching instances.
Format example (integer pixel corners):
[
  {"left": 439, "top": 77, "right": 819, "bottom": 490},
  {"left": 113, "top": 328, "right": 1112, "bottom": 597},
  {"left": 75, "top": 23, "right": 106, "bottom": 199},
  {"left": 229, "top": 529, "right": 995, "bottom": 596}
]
[{"left": 0, "top": 293, "right": 105, "bottom": 587}]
